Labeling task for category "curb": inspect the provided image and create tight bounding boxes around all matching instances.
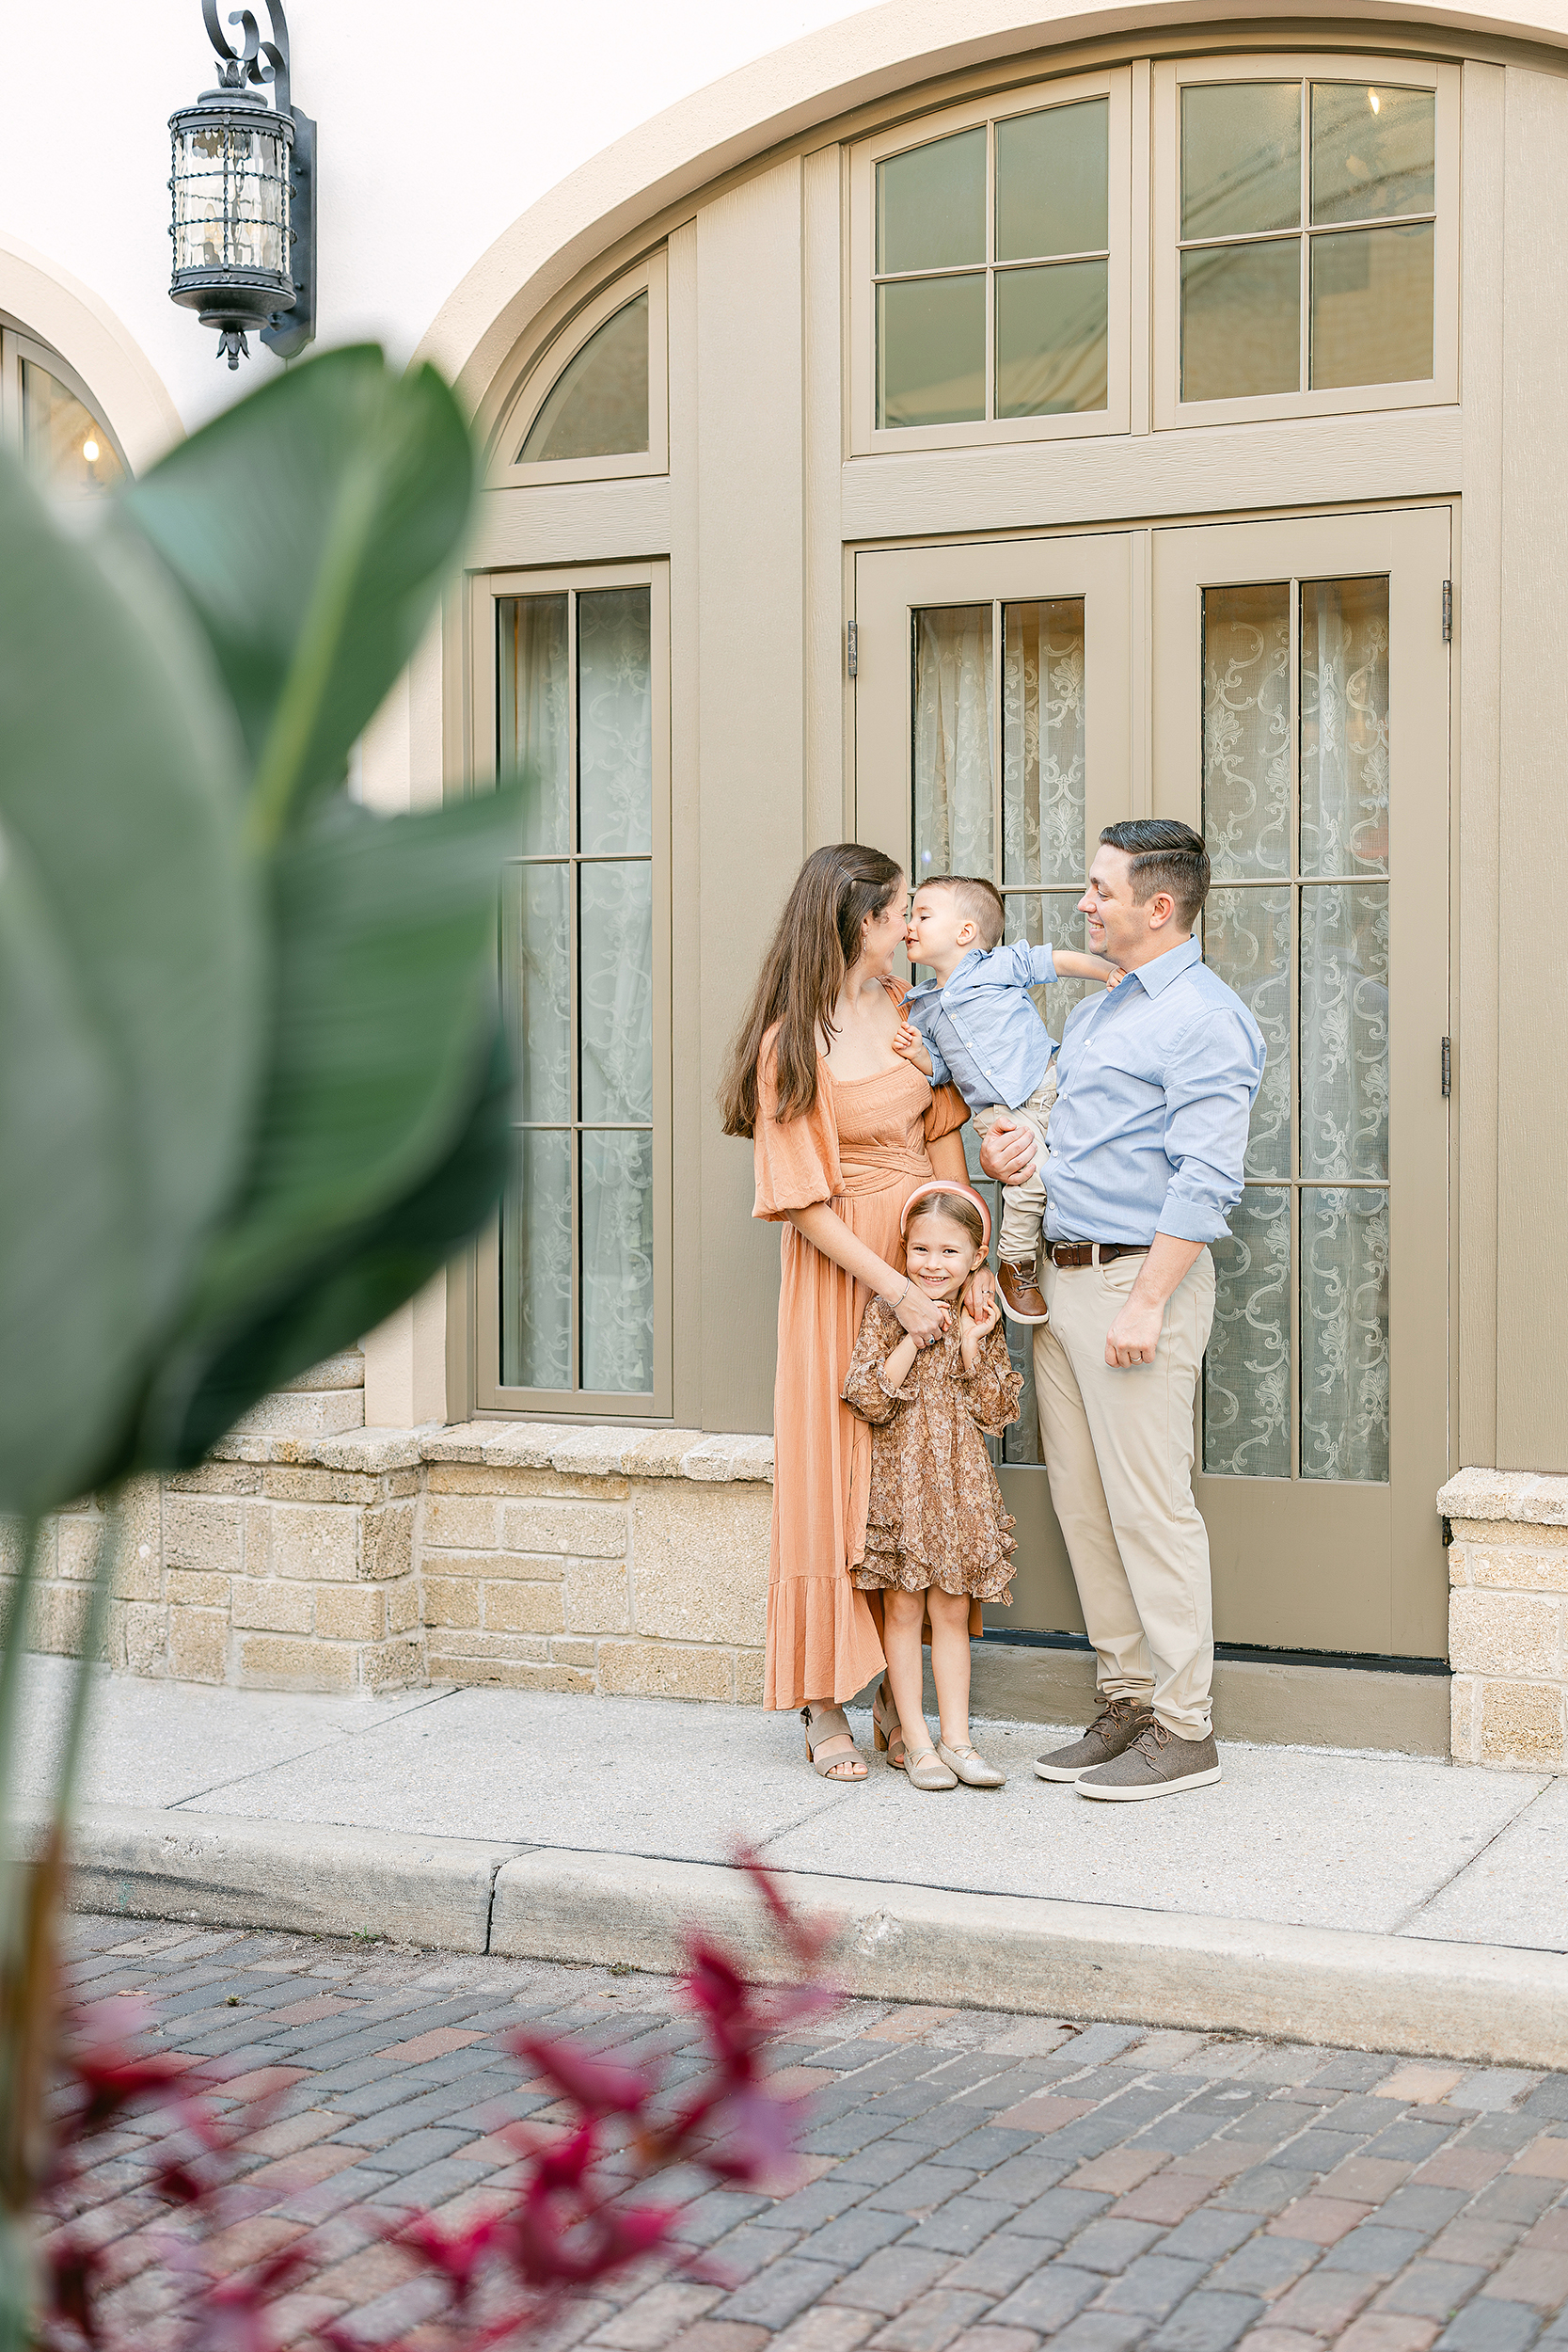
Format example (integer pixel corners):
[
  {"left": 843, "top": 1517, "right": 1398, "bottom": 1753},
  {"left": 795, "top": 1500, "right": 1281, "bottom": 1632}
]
[{"left": 31, "top": 1806, "right": 1568, "bottom": 2070}]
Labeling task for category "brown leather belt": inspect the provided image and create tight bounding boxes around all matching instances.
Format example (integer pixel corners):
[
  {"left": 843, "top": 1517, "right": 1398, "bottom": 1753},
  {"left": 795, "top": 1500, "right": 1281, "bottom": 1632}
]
[{"left": 1045, "top": 1241, "right": 1151, "bottom": 1268}]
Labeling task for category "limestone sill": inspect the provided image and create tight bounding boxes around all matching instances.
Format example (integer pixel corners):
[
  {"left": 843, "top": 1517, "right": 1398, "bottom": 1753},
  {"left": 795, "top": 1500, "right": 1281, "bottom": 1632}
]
[{"left": 210, "top": 1422, "right": 775, "bottom": 1486}]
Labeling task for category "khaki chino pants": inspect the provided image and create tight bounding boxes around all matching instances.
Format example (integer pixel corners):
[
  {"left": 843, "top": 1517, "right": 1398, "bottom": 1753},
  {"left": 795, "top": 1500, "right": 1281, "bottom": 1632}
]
[
  {"left": 971, "top": 1064, "right": 1057, "bottom": 1267},
  {"left": 1034, "top": 1248, "right": 1216, "bottom": 1739}
]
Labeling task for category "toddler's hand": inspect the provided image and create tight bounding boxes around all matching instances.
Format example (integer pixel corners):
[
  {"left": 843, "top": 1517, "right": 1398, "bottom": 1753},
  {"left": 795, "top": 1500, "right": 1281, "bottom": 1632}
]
[
  {"left": 1104, "top": 966, "right": 1127, "bottom": 989},
  {"left": 893, "top": 1021, "right": 919, "bottom": 1056}
]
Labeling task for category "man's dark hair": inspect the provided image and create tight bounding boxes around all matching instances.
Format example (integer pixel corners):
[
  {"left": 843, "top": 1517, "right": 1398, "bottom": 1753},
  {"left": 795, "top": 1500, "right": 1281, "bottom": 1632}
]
[{"left": 1099, "top": 819, "right": 1210, "bottom": 931}]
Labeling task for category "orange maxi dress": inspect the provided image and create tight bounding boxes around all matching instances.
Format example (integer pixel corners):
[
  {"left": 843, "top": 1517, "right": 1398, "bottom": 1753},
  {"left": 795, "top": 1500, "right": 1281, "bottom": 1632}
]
[{"left": 753, "top": 1028, "right": 973, "bottom": 1710}]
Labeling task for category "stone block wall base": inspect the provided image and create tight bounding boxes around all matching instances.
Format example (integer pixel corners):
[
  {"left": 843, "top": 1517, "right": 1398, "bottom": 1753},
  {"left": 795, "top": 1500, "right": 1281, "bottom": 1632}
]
[{"left": 1441, "top": 1469, "right": 1568, "bottom": 1771}]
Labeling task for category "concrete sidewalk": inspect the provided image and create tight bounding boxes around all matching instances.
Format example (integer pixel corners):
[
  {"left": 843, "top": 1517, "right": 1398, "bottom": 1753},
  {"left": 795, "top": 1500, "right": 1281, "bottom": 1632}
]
[{"left": 13, "top": 1661, "right": 1568, "bottom": 2064}]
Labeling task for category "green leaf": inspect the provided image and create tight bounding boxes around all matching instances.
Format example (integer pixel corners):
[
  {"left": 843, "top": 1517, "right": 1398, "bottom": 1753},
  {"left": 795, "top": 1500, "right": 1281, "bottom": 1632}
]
[
  {"left": 119, "top": 348, "right": 475, "bottom": 847},
  {"left": 154, "top": 1019, "right": 512, "bottom": 1465},
  {"left": 135, "top": 789, "right": 517, "bottom": 1465},
  {"left": 0, "top": 453, "right": 260, "bottom": 1518}
]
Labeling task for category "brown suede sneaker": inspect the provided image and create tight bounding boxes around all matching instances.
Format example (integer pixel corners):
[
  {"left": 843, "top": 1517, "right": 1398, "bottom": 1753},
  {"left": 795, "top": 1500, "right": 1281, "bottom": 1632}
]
[
  {"left": 1033, "top": 1695, "right": 1154, "bottom": 1782},
  {"left": 997, "top": 1258, "right": 1049, "bottom": 1325},
  {"left": 1076, "top": 1721, "right": 1222, "bottom": 1802}
]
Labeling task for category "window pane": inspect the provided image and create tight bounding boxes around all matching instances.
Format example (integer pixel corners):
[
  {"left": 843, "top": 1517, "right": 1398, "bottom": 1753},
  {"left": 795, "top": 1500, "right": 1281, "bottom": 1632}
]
[
  {"left": 1202, "top": 584, "right": 1291, "bottom": 879},
  {"left": 1301, "top": 884, "right": 1389, "bottom": 1182},
  {"left": 1311, "top": 83, "right": 1434, "bottom": 225},
  {"left": 1206, "top": 1185, "right": 1291, "bottom": 1478},
  {"left": 578, "top": 587, "right": 652, "bottom": 854},
  {"left": 995, "top": 99, "right": 1109, "bottom": 261},
  {"left": 913, "top": 605, "right": 993, "bottom": 882},
  {"left": 580, "top": 862, "right": 653, "bottom": 1124},
  {"left": 1301, "top": 578, "right": 1390, "bottom": 878},
  {"left": 1181, "top": 239, "right": 1300, "bottom": 402},
  {"left": 581, "top": 1130, "right": 655, "bottom": 1393},
  {"left": 1003, "top": 893, "right": 1104, "bottom": 1029},
  {"left": 20, "top": 362, "right": 124, "bottom": 491},
  {"left": 500, "top": 1129, "right": 572, "bottom": 1390},
  {"left": 1300, "top": 1186, "right": 1389, "bottom": 1483},
  {"left": 1003, "top": 599, "right": 1085, "bottom": 888},
  {"left": 996, "top": 261, "right": 1108, "bottom": 417},
  {"left": 877, "top": 128, "right": 986, "bottom": 272},
  {"left": 1204, "top": 888, "right": 1291, "bottom": 1181},
  {"left": 518, "top": 293, "right": 649, "bottom": 463},
  {"left": 1182, "top": 82, "right": 1302, "bottom": 239},
  {"left": 498, "top": 596, "right": 571, "bottom": 855},
  {"left": 1309, "top": 223, "right": 1433, "bottom": 389},
  {"left": 502, "top": 863, "right": 571, "bottom": 1124},
  {"left": 878, "top": 275, "right": 986, "bottom": 427}
]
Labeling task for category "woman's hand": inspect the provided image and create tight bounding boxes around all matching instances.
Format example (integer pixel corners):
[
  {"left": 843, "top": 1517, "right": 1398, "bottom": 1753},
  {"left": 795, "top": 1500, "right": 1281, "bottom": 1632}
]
[{"left": 890, "top": 1279, "right": 950, "bottom": 1346}]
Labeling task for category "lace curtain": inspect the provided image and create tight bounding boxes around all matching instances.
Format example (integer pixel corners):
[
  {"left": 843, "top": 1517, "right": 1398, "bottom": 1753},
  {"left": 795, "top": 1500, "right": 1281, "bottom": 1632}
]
[
  {"left": 499, "top": 587, "right": 654, "bottom": 1395},
  {"left": 1201, "top": 578, "right": 1390, "bottom": 1485}
]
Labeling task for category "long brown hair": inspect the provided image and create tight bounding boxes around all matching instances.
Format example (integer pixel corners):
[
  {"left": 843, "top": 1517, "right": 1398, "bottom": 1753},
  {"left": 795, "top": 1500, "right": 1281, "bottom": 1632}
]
[{"left": 719, "top": 843, "right": 903, "bottom": 1137}]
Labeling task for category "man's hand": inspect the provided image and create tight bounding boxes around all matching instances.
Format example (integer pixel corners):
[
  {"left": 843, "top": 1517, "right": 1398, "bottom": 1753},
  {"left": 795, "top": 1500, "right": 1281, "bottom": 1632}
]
[
  {"left": 1104, "top": 1295, "right": 1164, "bottom": 1366},
  {"left": 978, "top": 1113, "right": 1037, "bottom": 1187}
]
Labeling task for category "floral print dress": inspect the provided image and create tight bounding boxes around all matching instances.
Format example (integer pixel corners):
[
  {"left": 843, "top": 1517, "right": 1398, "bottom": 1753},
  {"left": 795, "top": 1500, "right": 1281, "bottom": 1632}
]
[{"left": 841, "top": 1295, "right": 1023, "bottom": 1605}]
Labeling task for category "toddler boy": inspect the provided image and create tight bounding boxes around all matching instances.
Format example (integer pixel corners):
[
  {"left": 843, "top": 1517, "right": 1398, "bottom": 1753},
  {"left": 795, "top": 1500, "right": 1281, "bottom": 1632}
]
[{"left": 895, "top": 873, "right": 1118, "bottom": 1326}]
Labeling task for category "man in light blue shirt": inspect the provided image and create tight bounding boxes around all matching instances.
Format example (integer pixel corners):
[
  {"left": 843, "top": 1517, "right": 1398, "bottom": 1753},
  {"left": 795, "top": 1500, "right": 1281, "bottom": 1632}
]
[{"left": 980, "top": 819, "right": 1265, "bottom": 1807}]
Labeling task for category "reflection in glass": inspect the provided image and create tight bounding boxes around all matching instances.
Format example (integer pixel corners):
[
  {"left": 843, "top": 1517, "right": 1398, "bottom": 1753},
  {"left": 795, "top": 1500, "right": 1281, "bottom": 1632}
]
[
  {"left": 500, "top": 1130, "right": 572, "bottom": 1390},
  {"left": 996, "top": 262, "right": 1109, "bottom": 416},
  {"left": 1202, "top": 584, "right": 1291, "bottom": 880},
  {"left": 1182, "top": 82, "right": 1302, "bottom": 239},
  {"left": 1301, "top": 884, "right": 1389, "bottom": 1182},
  {"left": 877, "top": 128, "right": 987, "bottom": 272},
  {"left": 502, "top": 865, "right": 571, "bottom": 1124},
  {"left": 20, "top": 364, "right": 125, "bottom": 491},
  {"left": 1301, "top": 578, "right": 1390, "bottom": 877},
  {"left": 1004, "top": 895, "right": 1103, "bottom": 1030},
  {"left": 582, "top": 1130, "right": 655, "bottom": 1393},
  {"left": 995, "top": 100, "right": 1109, "bottom": 260},
  {"left": 1204, "top": 889, "right": 1291, "bottom": 1180},
  {"left": 580, "top": 863, "right": 653, "bottom": 1125},
  {"left": 1310, "top": 223, "right": 1433, "bottom": 389},
  {"left": 1311, "top": 83, "right": 1434, "bottom": 224},
  {"left": 578, "top": 588, "right": 653, "bottom": 853},
  {"left": 913, "top": 606, "right": 994, "bottom": 882},
  {"left": 519, "top": 294, "right": 649, "bottom": 463},
  {"left": 1301, "top": 1187, "right": 1389, "bottom": 1482},
  {"left": 1181, "top": 239, "right": 1300, "bottom": 402},
  {"left": 497, "top": 596, "right": 570, "bottom": 855},
  {"left": 1206, "top": 1186, "right": 1291, "bottom": 1477},
  {"left": 1003, "top": 601, "right": 1085, "bottom": 889},
  {"left": 878, "top": 276, "right": 986, "bottom": 427}
]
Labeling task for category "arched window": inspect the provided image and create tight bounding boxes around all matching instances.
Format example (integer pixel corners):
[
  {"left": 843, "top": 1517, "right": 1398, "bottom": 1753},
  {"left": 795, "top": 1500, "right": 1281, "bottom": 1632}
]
[
  {"left": 519, "top": 292, "right": 648, "bottom": 463},
  {"left": 1, "top": 323, "right": 128, "bottom": 489}
]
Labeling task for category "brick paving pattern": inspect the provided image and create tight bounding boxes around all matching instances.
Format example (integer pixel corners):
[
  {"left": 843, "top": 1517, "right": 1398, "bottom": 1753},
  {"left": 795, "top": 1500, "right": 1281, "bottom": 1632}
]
[{"left": 54, "top": 1914, "right": 1568, "bottom": 2352}]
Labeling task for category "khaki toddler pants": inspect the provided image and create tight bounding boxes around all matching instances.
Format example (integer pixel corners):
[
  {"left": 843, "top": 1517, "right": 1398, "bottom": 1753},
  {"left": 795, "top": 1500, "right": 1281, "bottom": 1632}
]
[
  {"left": 1033, "top": 1247, "right": 1216, "bottom": 1740},
  {"left": 971, "top": 1064, "right": 1057, "bottom": 1268}
]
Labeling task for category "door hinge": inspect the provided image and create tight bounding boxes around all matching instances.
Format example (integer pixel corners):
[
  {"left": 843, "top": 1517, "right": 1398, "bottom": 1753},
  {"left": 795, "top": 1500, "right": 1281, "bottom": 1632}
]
[
  {"left": 847, "top": 620, "right": 858, "bottom": 678},
  {"left": 1441, "top": 1036, "right": 1452, "bottom": 1097},
  {"left": 1442, "top": 580, "right": 1452, "bottom": 642}
]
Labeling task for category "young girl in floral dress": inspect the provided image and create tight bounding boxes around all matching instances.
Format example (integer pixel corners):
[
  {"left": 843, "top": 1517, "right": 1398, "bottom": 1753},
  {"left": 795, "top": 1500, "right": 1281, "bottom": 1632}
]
[{"left": 842, "top": 1182, "right": 1022, "bottom": 1791}]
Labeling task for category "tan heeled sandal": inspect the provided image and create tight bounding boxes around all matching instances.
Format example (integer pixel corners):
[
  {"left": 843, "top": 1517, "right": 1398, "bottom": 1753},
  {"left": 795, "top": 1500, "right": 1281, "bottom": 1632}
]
[
  {"left": 937, "top": 1739, "right": 1006, "bottom": 1788},
  {"left": 801, "top": 1704, "right": 867, "bottom": 1781},
  {"left": 871, "top": 1680, "right": 906, "bottom": 1771},
  {"left": 904, "top": 1743, "right": 958, "bottom": 1791}
]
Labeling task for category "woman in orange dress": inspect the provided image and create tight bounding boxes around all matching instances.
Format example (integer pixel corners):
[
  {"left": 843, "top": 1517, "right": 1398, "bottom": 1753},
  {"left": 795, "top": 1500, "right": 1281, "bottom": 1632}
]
[{"left": 720, "top": 845, "right": 990, "bottom": 1781}]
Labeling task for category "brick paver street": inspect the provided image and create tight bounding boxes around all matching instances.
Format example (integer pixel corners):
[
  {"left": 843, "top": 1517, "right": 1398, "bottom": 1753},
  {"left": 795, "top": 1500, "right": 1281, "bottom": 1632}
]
[{"left": 54, "top": 1913, "right": 1568, "bottom": 2352}]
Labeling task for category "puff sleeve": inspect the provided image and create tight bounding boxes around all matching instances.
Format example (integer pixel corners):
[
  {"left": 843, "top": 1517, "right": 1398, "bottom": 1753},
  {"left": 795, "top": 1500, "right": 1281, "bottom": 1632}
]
[
  {"left": 752, "top": 1031, "right": 843, "bottom": 1222},
  {"left": 841, "top": 1298, "right": 912, "bottom": 1425},
  {"left": 923, "top": 1082, "right": 971, "bottom": 1148}
]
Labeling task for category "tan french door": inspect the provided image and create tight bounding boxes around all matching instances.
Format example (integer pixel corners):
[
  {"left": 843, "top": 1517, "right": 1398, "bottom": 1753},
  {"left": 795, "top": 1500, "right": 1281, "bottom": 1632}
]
[{"left": 853, "top": 506, "right": 1450, "bottom": 1660}]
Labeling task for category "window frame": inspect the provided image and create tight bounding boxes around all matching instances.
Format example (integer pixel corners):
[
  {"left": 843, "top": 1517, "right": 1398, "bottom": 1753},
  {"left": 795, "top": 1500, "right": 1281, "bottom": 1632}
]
[
  {"left": 485, "top": 254, "right": 668, "bottom": 490},
  {"left": 0, "top": 320, "right": 132, "bottom": 480},
  {"left": 1152, "top": 54, "right": 1459, "bottom": 430},
  {"left": 467, "top": 557, "right": 673, "bottom": 1422},
  {"left": 847, "top": 68, "right": 1133, "bottom": 457}
]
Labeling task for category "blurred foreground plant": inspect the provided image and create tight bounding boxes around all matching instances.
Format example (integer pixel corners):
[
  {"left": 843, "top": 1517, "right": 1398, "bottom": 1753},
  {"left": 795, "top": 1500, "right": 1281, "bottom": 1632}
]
[
  {"left": 0, "top": 346, "right": 520, "bottom": 2345},
  {"left": 35, "top": 1854, "right": 832, "bottom": 2351}
]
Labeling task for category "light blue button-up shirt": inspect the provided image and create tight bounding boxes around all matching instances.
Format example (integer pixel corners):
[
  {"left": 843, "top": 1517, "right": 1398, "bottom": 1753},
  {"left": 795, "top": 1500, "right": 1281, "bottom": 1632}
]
[
  {"left": 904, "top": 942, "right": 1061, "bottom": 1110},
  {"left": 1044, "top": 935, "right": 1265, "bottom": 1246}
]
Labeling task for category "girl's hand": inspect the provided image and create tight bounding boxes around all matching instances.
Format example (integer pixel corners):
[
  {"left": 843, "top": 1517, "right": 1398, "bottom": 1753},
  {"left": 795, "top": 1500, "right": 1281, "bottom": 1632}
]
[
  {"left": 962, "top": 1295, "right": 999, "bottom": 1340},
  {"left": 892, "top": 1281, "right": 949, "bottom": 1345},
  {"left": 962, "top": 1264, "right": 996, "bottom": 1322}
]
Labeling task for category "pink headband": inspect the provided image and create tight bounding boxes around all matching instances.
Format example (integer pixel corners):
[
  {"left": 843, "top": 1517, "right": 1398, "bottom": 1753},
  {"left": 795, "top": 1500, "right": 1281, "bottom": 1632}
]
[{"left": 899, "top": 1179, "right": 992, "bottom": 1255}]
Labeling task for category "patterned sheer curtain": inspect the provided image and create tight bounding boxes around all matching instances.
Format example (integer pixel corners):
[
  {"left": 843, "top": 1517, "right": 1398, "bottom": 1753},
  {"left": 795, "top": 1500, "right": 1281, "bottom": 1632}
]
[{"left": 913, "top": 608, "right": 993, "bottom": 881}]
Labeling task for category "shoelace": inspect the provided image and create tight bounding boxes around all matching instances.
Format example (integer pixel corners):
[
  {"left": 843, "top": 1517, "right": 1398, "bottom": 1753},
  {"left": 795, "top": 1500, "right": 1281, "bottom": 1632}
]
[{"left": 1130, "top": 1721, "right": 1172, "bottom": 1759}]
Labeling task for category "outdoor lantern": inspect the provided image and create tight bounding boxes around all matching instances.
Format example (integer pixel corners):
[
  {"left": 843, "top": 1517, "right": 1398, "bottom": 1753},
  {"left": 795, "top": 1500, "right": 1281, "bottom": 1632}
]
[{"left": 168, "top": 1, "right": 316, "bottom": 368}]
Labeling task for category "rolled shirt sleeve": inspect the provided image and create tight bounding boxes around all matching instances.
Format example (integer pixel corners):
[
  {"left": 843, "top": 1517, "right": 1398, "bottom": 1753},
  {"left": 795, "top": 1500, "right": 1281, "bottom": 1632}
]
[{"left": 1156, "top": 1009, "right": 1267, "bottom": 1243}]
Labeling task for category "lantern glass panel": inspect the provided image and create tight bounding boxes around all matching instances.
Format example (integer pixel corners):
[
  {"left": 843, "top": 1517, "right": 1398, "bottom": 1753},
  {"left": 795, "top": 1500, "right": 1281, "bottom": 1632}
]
[{"left": 172, "top": 115, "right": 290, "bottom": 277}]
